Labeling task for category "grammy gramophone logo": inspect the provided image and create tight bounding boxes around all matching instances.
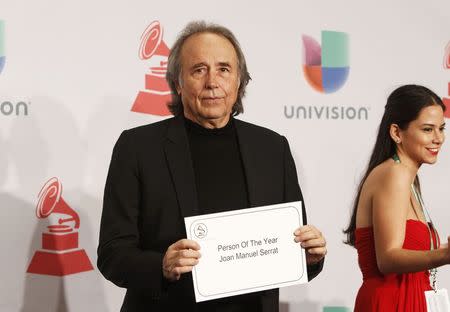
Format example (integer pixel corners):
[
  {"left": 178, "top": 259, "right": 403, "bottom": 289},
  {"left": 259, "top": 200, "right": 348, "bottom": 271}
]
[
  {"left": 26, "top": 177, "right": 93, "bottom": 276},
  {"left": 443, "top": 41, "right": 450, "bottom": 119},
  {"left": 132, "top": 20, "right": 172, "bottom": 116}
]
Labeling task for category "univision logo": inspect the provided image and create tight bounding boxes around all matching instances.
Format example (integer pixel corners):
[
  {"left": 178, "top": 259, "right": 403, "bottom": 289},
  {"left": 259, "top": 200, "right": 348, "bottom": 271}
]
[
  {"left": 443, "top": 41, "right": 450, "bottom": 119},
  {"left": 0, "top": 21, "right": 30, "bottom": 118},
  {"left": 0, "top": 20, "right": 5, "bottom": 75},
  {"left": 302, "top": 31, "right": 349, "bottom": 93},
  {"left": 284, "top": 31, "right": 367, "bottom": 120},
  {"left": 1, "top": 101, "right": 29, "bottom": 116}
]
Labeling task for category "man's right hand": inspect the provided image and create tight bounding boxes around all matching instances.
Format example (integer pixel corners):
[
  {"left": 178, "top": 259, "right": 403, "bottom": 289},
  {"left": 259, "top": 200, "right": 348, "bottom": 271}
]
[{"left": 162, "top": 239, "right": 201, "bottom": 282}]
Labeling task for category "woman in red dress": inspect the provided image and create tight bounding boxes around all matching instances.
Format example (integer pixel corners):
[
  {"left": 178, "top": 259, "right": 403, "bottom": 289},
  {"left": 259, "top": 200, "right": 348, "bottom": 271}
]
[{"left": 344, "top": 85, "right": 450, "bottom": 311}]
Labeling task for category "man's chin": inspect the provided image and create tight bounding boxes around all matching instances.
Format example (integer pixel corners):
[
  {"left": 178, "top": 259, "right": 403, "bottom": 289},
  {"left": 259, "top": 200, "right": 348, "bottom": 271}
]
[
  {"left": 193, "top": 112, "right": 230, "bottom": 128},
  {"left": 199, "top": 109, "right": 230, "bottom": 120}
]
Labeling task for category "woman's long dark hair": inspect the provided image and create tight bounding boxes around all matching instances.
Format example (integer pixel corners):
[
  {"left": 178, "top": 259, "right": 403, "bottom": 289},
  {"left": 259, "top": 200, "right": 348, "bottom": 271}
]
[{"left": 344, "top": 84, "right": 446, "bottom": 246}]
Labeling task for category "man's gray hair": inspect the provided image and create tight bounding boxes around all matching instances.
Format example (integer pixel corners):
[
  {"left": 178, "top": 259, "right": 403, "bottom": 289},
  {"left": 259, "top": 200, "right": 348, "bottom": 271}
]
[{"left": 166, "top": 21, "right": 251, "bottom": 116}]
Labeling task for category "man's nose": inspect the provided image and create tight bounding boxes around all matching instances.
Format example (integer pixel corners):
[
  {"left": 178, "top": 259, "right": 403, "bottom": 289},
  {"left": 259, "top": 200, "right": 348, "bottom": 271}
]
[{"left": 205, "top": 71, "right": 219, "bottom": 89}]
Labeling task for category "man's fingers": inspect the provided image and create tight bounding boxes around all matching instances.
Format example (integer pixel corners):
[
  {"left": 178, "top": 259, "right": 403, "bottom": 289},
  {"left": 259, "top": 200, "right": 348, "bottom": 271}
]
[
  {"left": 174, "top": 257, "right": 200, "bottom": 268},
  {"left": 163, "top": 257, "right": 199, "bottom": 280},
  {"left": 294, "top": 226, "right": 310, "bottom": 236},
  {"left": 177, "top": 249, "right": 201, "bottom": 260},
  {"left": 172, "top": 266, "right": 195, "bottom": 276},
  {"left": 163, "top": 244, "right": 201, "bottom": 281},
  {"left": 294, "top": 230, "right": 322, "bottom": 243},
  {"left": 171, "top": 239, "right": 201, "bottom": 251},
  {"left": 299, "top": 238, "right": 326, "bottom": 249},
  {"left": 164, "top": 250, "right": 201, "bottom": 271},
  {"left": 293, "top": 224, "right": 327, "bottom": 264},
  {"left": 294, "top": 225, "right": 319, "bottom": 235},
  {"left": 164, "top": 266, "right": 195, "bottom": 282},
  {"left": 306, "top": 247, "right": 327, "bottom": 255}
]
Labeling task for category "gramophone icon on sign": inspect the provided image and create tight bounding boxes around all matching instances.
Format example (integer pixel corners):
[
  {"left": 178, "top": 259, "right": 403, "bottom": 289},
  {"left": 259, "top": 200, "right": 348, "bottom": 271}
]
[
  {"left": 27, "top": 177, "right": 93, "bottom": 276},
  {"left": 443, "top": 42, "right": 450, "bottom": 118},
  {"left": 132, "top": 21, "right": 172, "bottom": 116}
]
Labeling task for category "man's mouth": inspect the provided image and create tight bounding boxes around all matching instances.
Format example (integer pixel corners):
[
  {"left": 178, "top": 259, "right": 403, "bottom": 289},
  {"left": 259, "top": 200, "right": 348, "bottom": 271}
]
[
  {"left": 202, "top": 96, "right": 223, "bottom": 100},
  {"left": 201, "top": 97, "right": 224, "bottom": 104}
]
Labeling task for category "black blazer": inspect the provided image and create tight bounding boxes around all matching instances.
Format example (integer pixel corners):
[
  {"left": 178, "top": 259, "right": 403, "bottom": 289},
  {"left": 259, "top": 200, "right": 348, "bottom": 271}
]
[{"left": 98, "top": 116, "right": 323, "bottom": 312}]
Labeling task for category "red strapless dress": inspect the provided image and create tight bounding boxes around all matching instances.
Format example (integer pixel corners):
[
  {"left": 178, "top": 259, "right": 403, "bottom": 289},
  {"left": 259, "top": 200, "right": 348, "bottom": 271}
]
[{"left": 354, "top": 219, "right": 439, "bottom": 312}]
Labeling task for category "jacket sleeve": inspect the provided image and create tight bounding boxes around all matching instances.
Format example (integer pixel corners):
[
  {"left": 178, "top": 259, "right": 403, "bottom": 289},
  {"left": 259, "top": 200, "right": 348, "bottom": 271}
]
[
  {"left": 97, "top": 130, "right": 167, "bottom": 294},
  {"left": 282, "top": 136, "right": 324, "bottom": 281}
]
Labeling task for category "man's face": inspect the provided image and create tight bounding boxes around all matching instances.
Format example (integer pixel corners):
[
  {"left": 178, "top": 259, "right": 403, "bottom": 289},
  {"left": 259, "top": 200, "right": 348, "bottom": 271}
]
[{"left": 177, "top": 32, "right": 240, "bottom": 128}]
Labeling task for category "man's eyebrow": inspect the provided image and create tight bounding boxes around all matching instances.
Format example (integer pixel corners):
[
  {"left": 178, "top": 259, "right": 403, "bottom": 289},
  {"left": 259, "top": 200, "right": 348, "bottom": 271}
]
[
  {"left": 190, "top": 62, "right": 208, "bottom": 69},
  {"left": 217, "top": 62, "right": 231, "bottom": 67},
  {"left": 189, "top": 62, "right": 232, "bottom": 70}
]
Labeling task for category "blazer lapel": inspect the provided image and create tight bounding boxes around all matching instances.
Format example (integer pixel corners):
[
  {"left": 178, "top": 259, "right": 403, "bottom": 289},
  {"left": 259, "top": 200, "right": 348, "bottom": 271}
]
[
  {"left": 164, "top": 116, "right": 199, "bottom": 218},
  {"left": 234, "top": 119, "right": 264, "bottom": 208}
]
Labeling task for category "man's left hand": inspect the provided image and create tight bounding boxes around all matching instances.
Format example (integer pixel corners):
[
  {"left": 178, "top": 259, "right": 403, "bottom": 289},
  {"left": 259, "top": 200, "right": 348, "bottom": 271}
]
[{"left": 294, "top": 225, "right": 327, "bottom": 265}]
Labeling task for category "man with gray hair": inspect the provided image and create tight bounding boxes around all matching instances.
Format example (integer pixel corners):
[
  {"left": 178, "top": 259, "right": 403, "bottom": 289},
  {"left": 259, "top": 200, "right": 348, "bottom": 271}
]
[{"left": 98, "top": 21, "right": 326, "bottom": 312}]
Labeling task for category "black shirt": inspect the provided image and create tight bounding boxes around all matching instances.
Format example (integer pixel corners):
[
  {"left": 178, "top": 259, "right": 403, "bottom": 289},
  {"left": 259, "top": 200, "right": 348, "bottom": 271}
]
[{"left": 185, "top": 117, "right": 261, "bottom": 312}]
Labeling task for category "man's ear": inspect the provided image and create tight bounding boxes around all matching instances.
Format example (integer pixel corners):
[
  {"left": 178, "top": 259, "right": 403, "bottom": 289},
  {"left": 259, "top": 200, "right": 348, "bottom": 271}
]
[{"left": 176, "top": 78, "right": 182, "bottom": 95}]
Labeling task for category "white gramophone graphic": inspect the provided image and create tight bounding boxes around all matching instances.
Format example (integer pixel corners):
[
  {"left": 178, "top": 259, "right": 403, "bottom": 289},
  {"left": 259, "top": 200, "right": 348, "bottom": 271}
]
[
  {"left": 27, "top": 177, "right": 93, "bottom": 276},
  {"left": 443, "top": 41, "right": 450, "bottom": 119},
  {"left": 132, "top": 21, "right": 172, "bottom": 116}
]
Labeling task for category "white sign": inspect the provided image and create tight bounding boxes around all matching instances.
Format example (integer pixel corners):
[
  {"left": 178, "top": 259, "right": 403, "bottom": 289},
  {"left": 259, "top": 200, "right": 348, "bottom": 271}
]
[{"left": 184, "top": 201, "right": 308, "bottom": 302}]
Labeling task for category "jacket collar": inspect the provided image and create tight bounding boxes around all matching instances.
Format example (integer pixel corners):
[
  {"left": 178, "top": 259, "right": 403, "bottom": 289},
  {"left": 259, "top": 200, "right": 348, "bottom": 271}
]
[
  {"left": 164, "top": 116, "right": 199, "bottom": 218},
  {"left": 164, "top": 115, "right": 264, "bottom": 217},
  {"left": 234, "top": 119, "right": 265, "bottom": 208}
]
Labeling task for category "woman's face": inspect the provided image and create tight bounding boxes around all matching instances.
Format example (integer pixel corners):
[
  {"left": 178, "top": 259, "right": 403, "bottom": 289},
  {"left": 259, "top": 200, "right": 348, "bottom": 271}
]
[{"left": 399, "top": 104, "right": 446, "bottom": 166}]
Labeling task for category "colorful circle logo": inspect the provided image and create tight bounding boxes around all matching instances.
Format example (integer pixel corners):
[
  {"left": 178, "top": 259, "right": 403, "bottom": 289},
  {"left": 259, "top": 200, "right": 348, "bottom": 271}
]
[
  {"left": 443, "top": 41, "right": 450, "bottom": 119},
  {"left": 302, "top": 31, "right": 349, "bottom": 93},
  {"left": 0, "top": 21, "right": 5, "bottom": 75}
]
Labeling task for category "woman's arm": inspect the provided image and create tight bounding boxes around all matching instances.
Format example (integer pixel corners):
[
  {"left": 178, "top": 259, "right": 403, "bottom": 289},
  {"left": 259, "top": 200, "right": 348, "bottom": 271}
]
[{"left": 372, "top": 166, "right": 449, "bottom": 274}]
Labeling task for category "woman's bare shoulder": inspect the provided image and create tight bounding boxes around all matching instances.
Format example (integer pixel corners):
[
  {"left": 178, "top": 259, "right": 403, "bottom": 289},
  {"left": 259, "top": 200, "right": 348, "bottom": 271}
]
[{"left": 366, "top": 160, "right": 414, "bottom": 192}]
